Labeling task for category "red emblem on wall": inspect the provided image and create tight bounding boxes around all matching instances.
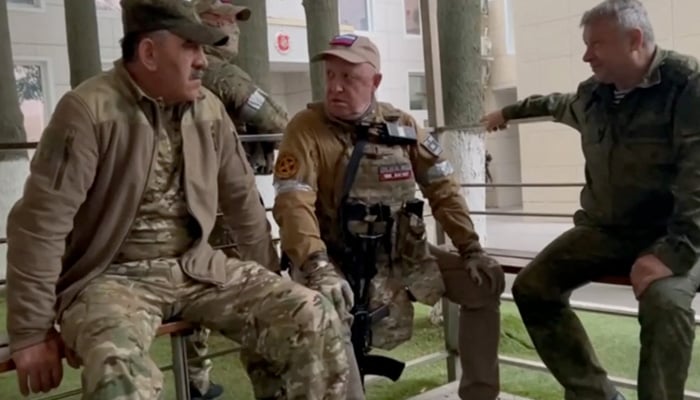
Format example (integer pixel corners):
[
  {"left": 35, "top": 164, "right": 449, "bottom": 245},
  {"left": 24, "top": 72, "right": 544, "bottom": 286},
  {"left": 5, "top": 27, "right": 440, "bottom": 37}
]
[{"left": 276, "top": 32, "right": 290, "bottom": 54}]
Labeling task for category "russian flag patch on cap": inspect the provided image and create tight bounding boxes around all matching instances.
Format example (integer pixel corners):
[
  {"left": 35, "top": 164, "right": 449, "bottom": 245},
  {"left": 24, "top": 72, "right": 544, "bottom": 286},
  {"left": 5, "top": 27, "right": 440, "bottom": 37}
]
[{"left": 330, "top": 34, "right": 358, "bottom": 47}]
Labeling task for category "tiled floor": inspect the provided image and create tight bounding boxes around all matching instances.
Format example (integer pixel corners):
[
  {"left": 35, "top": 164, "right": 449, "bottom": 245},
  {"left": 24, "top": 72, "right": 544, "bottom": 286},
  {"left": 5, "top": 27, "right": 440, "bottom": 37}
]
[{"left": 407, "top": 381, "right": 531, "bottom": 400}]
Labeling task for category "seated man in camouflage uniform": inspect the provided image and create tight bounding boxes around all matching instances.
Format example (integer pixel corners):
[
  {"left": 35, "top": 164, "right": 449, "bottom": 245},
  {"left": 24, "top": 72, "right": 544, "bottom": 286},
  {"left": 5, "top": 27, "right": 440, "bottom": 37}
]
[
  {"left": 273, "top": 34, "right": 505, "bottom": 400},
  {"left": 183, "top": 2, "right": 290, "bottom": 398},
  {"left": 5, "top": 1, "right": 348, "bottom": 399}
]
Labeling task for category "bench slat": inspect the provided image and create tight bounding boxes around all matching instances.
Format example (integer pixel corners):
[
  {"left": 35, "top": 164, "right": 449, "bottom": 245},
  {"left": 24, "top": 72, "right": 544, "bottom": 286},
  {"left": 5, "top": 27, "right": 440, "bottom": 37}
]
[
  {"left": 488, "top": 249, "right": 636, "bottom": 287},
  {"left": 0, "top": 320, "right": 196, "bottom": 374}
]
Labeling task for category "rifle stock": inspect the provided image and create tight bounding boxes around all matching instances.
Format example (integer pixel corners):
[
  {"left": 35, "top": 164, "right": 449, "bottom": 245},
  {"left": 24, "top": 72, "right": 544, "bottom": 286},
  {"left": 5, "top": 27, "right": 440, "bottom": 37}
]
[{"left": 362, "top": 354, "right": 406, "bottom": 382}]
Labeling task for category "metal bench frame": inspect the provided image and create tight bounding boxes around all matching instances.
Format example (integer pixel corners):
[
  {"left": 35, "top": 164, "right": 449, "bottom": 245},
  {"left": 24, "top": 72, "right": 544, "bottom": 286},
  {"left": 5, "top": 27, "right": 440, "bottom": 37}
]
[{"left": 0, "top": 320, "right": 197, "bottom": 400}]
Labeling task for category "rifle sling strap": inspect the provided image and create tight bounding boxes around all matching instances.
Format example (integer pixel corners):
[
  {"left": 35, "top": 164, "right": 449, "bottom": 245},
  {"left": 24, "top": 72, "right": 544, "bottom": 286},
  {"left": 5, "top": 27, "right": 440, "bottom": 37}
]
[{"left": 341, "top": 138, "right": 368, "bottom": 203}]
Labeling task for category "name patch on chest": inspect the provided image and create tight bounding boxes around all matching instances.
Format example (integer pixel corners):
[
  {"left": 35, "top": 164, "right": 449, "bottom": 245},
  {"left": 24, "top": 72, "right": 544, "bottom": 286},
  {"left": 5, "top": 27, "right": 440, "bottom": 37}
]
[{"left": 378, "top": 164, "right": 413, "bottom": 182}]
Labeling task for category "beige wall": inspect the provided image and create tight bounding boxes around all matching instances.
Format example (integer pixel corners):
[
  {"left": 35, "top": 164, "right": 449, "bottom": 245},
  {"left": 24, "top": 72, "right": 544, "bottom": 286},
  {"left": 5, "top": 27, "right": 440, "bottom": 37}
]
[{"left": 511, "top": 0, "right": 690, "bottom": 214}]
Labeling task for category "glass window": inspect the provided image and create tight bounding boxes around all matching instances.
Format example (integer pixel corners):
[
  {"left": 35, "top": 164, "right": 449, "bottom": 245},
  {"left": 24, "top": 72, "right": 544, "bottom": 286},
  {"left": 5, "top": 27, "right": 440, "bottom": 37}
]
[
  {"left": 408, "top": 73, "right": 427, "bottom": 111},
  {"left": 14, "top": 62, "right": 48, "bottom": 146},
  {"left": 95, "top": 0, "right": 121, "bottom": 11},
  {"left": 503, "top": 0, "right": 515, "bottom": 54},
  {"left": 7, "top": 0, "right": 41, "bottom": 7},
  {"left": 339, "top": 0, "right": 371, "bottom": 32},
  {"left": 404, "top": 0, "right": 421, "bottom": 35}
]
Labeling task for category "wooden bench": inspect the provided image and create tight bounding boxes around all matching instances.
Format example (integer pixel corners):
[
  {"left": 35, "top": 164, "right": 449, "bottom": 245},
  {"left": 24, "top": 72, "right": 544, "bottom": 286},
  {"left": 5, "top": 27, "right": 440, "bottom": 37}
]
[
  {"left": 487, "top": 247, "right": 643, "bottom": 286},
  {"left": 0, "top": 320, "right": 197, "bottom": 400}
]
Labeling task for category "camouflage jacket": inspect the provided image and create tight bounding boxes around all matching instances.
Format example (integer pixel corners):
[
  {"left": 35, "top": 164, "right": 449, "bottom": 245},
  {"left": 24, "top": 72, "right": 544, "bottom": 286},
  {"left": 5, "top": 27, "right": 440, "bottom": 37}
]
[
  {"left": 501, "top": 48, "right": 700, "bottom": 274},
  {"left": 202, "top": 46, "right": 288, "bottom": 133}
]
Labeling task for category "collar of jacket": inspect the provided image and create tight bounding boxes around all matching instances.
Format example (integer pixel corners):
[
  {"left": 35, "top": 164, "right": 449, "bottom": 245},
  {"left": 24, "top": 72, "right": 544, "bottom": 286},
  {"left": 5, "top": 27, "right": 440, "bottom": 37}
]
[
  {"left": 322, "top": 97, "right": 380, "bottom": 129},
  {"left": 592, "top": 46, "right": 665, "bottom": 98}
]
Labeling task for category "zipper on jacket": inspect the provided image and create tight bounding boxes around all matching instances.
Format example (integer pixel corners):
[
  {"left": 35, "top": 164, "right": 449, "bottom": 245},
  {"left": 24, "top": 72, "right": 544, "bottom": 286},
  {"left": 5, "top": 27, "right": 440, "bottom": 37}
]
[
  {"left": 106, "top": 102, "right": 161, "bottom": 267},
  {"left": 180, "top": 113, "right": 218, "bottom": 286},
  {"left": 53, "top": 134, "right": 74, "bottom": 190}
]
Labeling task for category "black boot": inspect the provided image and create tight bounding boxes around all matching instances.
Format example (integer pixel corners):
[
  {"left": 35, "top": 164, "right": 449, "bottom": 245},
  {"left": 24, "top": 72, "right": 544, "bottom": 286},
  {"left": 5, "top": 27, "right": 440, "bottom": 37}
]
[{"left": 189, "top": 381, "right": 224, "bottom": 400}]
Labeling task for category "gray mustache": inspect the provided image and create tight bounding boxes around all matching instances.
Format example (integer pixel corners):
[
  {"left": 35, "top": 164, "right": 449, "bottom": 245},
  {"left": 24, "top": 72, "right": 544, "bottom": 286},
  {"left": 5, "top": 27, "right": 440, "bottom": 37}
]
[{"left": 191, "top": 70, "right": 204, "bottom": 80}]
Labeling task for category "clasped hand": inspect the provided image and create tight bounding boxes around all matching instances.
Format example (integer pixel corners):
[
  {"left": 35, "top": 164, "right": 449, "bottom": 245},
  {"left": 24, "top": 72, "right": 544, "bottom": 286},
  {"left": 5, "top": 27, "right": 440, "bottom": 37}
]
[{"left": 304, "top": 258, "right": 355, "bottom": 324}]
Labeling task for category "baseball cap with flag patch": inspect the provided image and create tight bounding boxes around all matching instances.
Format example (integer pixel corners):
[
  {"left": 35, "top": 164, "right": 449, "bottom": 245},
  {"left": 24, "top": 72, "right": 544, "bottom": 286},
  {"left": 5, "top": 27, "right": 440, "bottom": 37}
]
[{"left": 311, "top": 34, "right": 381, "bottom": 71}]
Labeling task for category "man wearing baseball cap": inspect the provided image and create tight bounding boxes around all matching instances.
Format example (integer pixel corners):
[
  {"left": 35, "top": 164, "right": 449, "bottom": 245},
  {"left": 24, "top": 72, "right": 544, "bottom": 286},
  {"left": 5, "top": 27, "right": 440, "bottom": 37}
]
[
  {"left": 274, "top": 33, "right": 504, "bottom": 399},
  {"left": 5, "top": 1, "right": 350, "bottom": 399}
]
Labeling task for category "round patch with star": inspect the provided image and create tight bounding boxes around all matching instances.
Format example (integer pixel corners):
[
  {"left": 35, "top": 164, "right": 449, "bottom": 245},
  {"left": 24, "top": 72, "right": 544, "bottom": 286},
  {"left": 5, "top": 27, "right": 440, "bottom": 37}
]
[{"left": 274, "top": 153, "right": 299, "bottom": 179}]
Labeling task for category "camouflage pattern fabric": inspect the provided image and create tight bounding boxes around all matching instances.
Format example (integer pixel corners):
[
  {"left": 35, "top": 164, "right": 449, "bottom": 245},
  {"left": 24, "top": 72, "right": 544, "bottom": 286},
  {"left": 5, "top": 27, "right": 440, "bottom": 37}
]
[
  {"left": 203, "top": 46, "right": 287, "bottom": 261},
  {"left": 202, "top": 47, "right": 288, "bottom": 135},
  {"left": 304, "top": 116, "right": 502, "bottom": 399},
  {"left": 59, "top": 258, "right": 350, "bottom": 400},
  {"left": 198, "top": 45, "right": 292, "bottom": 385},
  {"left": 186, "top": 326, "right": 213, "bottom": 395},
  {"left": 202, "top": 46, "right": 288, "bottom": 175},
  {"left": 113, "top": 106, "right": 196, "bottom": 264},
  {"left": 105, "top": 105, "right": 214, "bottom": 395}
]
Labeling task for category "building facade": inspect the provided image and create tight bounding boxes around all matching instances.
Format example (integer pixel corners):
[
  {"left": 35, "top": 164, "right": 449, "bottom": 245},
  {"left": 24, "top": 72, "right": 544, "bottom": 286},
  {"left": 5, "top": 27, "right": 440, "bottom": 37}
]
[{"left": 5, "top": 0, "right": 521, "bottom": 204}]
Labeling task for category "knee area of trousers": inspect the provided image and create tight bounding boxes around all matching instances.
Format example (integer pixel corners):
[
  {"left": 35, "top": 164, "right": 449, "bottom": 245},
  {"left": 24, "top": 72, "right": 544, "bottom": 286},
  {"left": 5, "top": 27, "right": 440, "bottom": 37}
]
[
  {"left": 639, "top": 279, "right": 693, "bottom": 321},
  {"left": 511, "top": 271, "right": 540, "bottom": 302},
  {"left": 285, "top": 284, "right": 340, "bottom": 334}
]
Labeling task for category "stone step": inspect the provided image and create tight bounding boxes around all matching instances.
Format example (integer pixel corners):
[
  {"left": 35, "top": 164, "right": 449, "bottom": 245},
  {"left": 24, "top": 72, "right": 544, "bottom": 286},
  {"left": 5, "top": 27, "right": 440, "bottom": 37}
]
[{"left": 407, "top": 381, "right": 532, "bottom": 400}]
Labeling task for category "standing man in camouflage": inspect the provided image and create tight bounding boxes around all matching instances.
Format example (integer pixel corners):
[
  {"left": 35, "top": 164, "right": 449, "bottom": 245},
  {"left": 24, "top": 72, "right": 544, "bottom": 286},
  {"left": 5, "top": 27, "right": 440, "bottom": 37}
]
[
  {"left": 273, "top": 34, "right": 505, "bottom": 400},
  {"left": 182, "top": 2, "right": 290, "bottom": 398},
  {"left": 6, "top": 1, "right": 349, "bottom": 399},
  {"left": 482, "top": 1, "right": 700, "bottom": 399},
  {"left": 196, "top": 0, "right": 287, "bottom": 175}
]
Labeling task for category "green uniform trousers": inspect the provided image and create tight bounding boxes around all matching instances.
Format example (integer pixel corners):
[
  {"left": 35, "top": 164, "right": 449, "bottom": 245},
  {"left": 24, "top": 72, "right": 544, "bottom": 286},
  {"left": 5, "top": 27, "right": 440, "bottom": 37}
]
[{"left": 512, "top": 225, "right": 700, "bottom": 400}]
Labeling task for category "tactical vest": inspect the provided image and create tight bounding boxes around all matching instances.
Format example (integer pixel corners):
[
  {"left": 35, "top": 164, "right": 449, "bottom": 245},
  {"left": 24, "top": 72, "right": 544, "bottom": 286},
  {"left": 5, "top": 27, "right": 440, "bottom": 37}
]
[{"left": 327, "top": 112, "right": 433, "bottom": 350}]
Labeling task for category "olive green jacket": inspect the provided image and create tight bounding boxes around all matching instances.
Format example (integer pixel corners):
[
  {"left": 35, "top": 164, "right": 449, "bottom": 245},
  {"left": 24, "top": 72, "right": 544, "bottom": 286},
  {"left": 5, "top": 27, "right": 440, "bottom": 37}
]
[{"left": 502, "top": 48, "right": 700, "bottom": 275}]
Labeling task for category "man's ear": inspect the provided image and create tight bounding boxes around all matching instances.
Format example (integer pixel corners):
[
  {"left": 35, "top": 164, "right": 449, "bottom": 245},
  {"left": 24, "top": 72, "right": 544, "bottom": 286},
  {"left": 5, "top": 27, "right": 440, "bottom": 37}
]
[
  {"left": 373, "top": 73, "right": 383, "bottom": 89},
  {"left": 138, "top": 37, "right": 158, "bottom": 71},
  {"left": 629, "top": 27, "right": 644, "bottom": 52}
]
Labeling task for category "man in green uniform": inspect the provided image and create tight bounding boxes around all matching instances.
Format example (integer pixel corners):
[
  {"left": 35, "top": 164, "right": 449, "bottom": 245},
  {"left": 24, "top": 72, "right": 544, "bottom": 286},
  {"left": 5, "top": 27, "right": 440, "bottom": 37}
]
[
  {"left": 186, "top": 2, "right": 290, "bottom": 398},
  {"left": 481, "top": 1, "right": 700, "bottom": 399}
]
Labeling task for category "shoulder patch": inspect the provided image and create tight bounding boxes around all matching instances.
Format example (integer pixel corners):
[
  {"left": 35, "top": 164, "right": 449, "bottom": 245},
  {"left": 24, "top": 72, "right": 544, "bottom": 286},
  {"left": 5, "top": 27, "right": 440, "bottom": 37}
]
[
  {"left": 421, "top": 134, "right": 443, "bottom": 157},
  {"left": 274, "top": 152, "right": 299, "bottom": 179}
]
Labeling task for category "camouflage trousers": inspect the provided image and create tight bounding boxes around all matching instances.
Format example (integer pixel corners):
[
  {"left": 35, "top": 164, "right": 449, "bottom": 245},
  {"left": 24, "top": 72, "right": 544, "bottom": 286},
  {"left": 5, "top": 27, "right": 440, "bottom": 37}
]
[
  {"left": 58, "top": 257, "right": 349, "bottom": 400},
  {"left": 512, "top": 225, "right": 700, "bottom": 400},
  {"left": 185, "top": 327, "right": 213, "bottom": 394}
]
